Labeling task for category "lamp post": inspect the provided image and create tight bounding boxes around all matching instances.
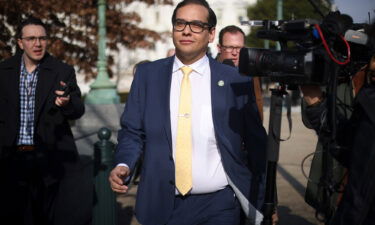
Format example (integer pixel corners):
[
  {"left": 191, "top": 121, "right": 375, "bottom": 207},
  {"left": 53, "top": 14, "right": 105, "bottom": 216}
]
[{"left": 85, "top": 0, "right": 120, "bottom": 104}]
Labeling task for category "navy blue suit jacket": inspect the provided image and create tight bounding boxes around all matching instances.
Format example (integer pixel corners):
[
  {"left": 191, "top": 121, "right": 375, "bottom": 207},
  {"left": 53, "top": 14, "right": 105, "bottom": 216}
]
[{"left": 115, "top": 56, "right": 267, "bottom": 225}]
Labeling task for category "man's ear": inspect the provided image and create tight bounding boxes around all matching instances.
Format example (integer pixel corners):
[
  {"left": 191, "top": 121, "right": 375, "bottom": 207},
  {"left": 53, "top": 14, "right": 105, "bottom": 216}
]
[
  {"left": 217, "top": 43, "right": 222, "bottom": 54},
  {"left": 208, "top": 27, "right": 215, "bottom": 43},
  {"left": 17, "top": 39, "right": 24, "bottom": 50}
]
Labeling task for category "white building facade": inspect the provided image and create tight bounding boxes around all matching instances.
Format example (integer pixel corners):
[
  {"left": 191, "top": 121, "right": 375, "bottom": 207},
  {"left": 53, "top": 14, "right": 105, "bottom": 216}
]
[{"left": 80, "top": 0, "right": 256, "bottom": 94}]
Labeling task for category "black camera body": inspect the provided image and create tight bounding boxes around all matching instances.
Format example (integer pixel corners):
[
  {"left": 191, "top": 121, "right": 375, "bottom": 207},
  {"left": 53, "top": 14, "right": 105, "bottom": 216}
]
[
  {"left": 239, "top": 47, "right": 330, "bottom": 85},
  {"left": 239, "top": 12, "right": 374, "bottom": 85}
]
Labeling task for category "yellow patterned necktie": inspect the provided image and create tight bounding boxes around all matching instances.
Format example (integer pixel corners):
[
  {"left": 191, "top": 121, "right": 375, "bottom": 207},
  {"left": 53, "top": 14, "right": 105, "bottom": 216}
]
[{"left": 175, "top": 66, "right": 193, "bottom": 195}]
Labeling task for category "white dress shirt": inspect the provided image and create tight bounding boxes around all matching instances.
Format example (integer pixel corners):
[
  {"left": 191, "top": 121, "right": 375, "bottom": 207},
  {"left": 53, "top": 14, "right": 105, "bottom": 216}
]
[{"left": 170, "top": 55, "right": 228, "bottom": 194}]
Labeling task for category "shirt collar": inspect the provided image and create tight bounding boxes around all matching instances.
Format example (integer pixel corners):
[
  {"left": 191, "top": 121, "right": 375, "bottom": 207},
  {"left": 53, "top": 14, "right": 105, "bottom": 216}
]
[
  {"left": 173, "top": 55, "right": 209, "bottom": 76},
  {"left": 21, "top": 58, "right": 40, "bottom": 75}
]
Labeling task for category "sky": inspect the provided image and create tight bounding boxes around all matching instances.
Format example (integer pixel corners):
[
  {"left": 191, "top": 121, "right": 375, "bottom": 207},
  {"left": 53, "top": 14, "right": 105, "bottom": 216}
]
[{"left": 334, "top": 0, "right": 375, "bottom": 23}]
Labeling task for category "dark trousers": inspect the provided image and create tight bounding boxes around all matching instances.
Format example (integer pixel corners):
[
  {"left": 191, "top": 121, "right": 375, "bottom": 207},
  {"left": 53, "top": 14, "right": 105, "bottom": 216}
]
[
  {"left": 166, "top": 186, "right": 241, "bottom": 225},
  {"left": 0, "top": 150, "right": 59, "bottom": 225}
]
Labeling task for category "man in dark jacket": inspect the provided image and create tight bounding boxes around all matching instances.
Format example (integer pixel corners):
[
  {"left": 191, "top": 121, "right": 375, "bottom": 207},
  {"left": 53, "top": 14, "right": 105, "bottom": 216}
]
[
  {"left": 216, "top": 25, "right": 264, "bottom": 121},
  {"left": 0, "top": 17, "right": 84, "bottom": 225},
  {"left": 301, "top": 55, "right": 375, "bottom": 225}
]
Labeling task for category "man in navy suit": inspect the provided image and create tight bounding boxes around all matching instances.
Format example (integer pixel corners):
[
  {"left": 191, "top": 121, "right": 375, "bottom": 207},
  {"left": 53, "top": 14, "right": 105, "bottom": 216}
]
[{"left": 109, "top": 1, "right": 267, "bottom": 224}]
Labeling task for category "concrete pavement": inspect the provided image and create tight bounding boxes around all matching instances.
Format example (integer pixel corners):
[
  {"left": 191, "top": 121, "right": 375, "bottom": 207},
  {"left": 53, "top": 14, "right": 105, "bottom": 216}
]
[{"left": 266, "top": 108, "right": 324, "bottom": 225}]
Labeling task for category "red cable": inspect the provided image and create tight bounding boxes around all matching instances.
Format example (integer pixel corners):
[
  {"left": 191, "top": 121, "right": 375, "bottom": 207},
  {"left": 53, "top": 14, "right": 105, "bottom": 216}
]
[{"left": 314, "top": 24, "right": 351, "bottom": 65}]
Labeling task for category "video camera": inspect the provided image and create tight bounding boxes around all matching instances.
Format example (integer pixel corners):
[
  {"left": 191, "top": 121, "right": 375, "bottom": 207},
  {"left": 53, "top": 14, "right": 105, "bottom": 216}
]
[
  {"left": 239, "top": 11, "right": 375, "bottom": 85},
  {"left": 241, "top": 10, "right": 375, "bottom": 225}
]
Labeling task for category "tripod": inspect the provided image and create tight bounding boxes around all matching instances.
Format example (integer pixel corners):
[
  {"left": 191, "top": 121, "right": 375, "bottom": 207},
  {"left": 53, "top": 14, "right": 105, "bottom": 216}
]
[{"left": 262, "top": 85, "right": 289, "bottom": 225}]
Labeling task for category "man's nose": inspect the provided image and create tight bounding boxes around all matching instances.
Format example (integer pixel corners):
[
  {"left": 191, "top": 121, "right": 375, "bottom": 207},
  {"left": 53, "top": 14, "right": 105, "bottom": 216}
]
[
  {"left": 232, "top": 48, "right": 241, "bottom": 55},
  {"left": 35, "top": 38, "right": 42, "bottom": 46},
  {"left": 182, "top": 25, "right": 192, "bottom": 35}
]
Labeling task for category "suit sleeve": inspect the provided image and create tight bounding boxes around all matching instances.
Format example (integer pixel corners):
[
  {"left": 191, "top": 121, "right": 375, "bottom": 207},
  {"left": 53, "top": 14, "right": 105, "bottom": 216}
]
[
  {"left": 115, "top": 68, "right": 145, "bottom": 172},
  {"left": 243, "top": 81, "right": 268, "bottom": 209}
]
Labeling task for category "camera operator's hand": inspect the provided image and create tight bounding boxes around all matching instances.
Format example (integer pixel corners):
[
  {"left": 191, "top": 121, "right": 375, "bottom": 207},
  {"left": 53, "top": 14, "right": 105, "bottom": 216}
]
[
  {"left": 55, "top": 81, "right": 70, "bottom": 107},
  {"left": 300, "top": 85, "right": 324, "bottom": 106},
  {"left": 368, "top": 55, "right": 375, "bottom": 83},
  {"left": 272, "top": 210, "right": 279, "bottom": 225}
]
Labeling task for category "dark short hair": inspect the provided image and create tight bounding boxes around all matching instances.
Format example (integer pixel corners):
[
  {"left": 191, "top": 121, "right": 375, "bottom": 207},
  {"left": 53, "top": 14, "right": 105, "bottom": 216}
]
[
  {"left": 171, "top": 0, "right": 217, "bottom": 29},
  {"left": 17, "top": 16, "right": 48, "bottom": 39},
  {"left": 218, "top": 25, "right": 245, "bottom": 45}
]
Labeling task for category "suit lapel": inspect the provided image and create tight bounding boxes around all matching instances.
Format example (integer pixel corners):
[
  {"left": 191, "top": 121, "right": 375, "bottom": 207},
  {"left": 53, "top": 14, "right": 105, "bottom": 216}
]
[
  {"left": 161, "top": 57, "right": 174, "bottom": 150},
  {"left": 210, "top": 58, "right": 228, "bottom": 134},
  {"left": 35, "top": 56, "right": 58, "bottom": 124},
  {"left": 210, "top": 58, "right": 237, "bottom": 157},
  {"left": 7, "top": 57, "right": 21, "bottom": 114}
]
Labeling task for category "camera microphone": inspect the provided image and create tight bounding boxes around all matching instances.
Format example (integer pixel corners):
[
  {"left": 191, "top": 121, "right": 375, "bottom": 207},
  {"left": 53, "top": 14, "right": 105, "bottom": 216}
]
[
  {"left": 241, "top": 20, "right": 283, "bottom": 27},
  {"left": 344, "top": 29, "right": 369, "bottom": 46}
]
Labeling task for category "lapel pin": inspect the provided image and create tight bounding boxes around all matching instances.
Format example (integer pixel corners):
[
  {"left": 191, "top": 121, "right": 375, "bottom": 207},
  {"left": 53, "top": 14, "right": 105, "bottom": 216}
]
[{"left": 218, "top": 80, "right": 224, "bottom": 86}]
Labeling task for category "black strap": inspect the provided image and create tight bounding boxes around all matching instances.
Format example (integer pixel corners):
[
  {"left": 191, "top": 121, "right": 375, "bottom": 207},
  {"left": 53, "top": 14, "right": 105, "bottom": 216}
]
[{"left": 272, "top": 93, "right": 292, "bottom": 141}]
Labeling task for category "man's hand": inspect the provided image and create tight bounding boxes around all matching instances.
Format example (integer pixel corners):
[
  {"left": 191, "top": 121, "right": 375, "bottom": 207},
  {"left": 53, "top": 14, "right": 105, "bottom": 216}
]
[
  {"left": 109, "top": 166, "right": 130, "bottom": 193},
  {"left": 300, "top": 85, "right": 323, "bottom": 106},
  {"left": 272, "top": 210, "right": 279, "bottom": 225},
  {"left": 368, "top": 55, "right": 375, "bottom": 82},
  {"left": 55, "top": 81, "right": 70, "bottom": 107}
]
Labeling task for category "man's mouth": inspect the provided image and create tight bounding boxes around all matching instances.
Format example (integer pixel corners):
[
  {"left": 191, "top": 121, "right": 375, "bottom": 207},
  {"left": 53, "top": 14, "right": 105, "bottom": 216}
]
[
  {"left": 33, "top": 49, "right": 43, "bottom": 55},
  {"left": 180, "top": 40, "right": 193, "bottom": 44}
]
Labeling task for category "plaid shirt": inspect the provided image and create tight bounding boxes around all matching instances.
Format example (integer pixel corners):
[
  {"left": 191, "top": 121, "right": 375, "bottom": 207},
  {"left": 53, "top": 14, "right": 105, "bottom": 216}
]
[{"left": 17, "top": 60, "right": 39, "bottom": 145}]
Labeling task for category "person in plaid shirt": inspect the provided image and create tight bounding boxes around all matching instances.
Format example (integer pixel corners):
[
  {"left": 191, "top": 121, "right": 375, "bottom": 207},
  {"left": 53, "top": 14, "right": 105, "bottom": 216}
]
[{"left": 0, "top": 17, "right": 84, "bottom": 225}]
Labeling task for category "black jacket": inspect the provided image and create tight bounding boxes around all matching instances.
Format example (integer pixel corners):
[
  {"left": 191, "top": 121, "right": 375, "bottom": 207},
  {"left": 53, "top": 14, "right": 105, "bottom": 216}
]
[
  {"left": 0, "top": 53, "right": 84, "bottom": 154},
  {"left": 304, "top": 83, "right": 375, "bottom": 225},
  {"left": 0, "top": 53, "right": 89, "bottom": 225},
  {"left": 0, "top": 53, "right": 85, "bottom": 181}
]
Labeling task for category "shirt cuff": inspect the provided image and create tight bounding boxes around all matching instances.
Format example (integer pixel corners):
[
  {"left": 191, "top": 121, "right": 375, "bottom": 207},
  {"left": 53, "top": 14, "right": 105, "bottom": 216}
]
[
  {"left": 117, "top": 163, "right": 129, "bottom": 168},
  {"left": 116, "top": 163, "right": 131, "bottom": 183}
]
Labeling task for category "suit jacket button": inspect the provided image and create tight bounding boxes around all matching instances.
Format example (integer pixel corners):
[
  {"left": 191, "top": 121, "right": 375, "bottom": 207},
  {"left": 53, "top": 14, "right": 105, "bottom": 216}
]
[
  {"left": 169, "top": 155, "right": 173, "bottom": 161},
  {"left": 169, "top": 180, "right": 174, "bottom": 185}
]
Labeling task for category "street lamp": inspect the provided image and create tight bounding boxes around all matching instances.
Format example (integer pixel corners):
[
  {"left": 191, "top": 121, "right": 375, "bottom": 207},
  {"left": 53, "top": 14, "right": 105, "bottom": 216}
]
[{"left": 85, "top": 0, "right": 120, "bottom": 104}]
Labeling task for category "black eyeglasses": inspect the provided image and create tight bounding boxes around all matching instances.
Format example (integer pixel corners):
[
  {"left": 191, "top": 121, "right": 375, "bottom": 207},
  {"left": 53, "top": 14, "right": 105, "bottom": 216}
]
[
  {"left": 220, "top": 45, "right": 243, "bottom": 53},
  {"left": 173, "top": 19, "right": 211, "bottom": 33},
  {"left": 21, "top": 36, "right": 48, "bottom": 43}
]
